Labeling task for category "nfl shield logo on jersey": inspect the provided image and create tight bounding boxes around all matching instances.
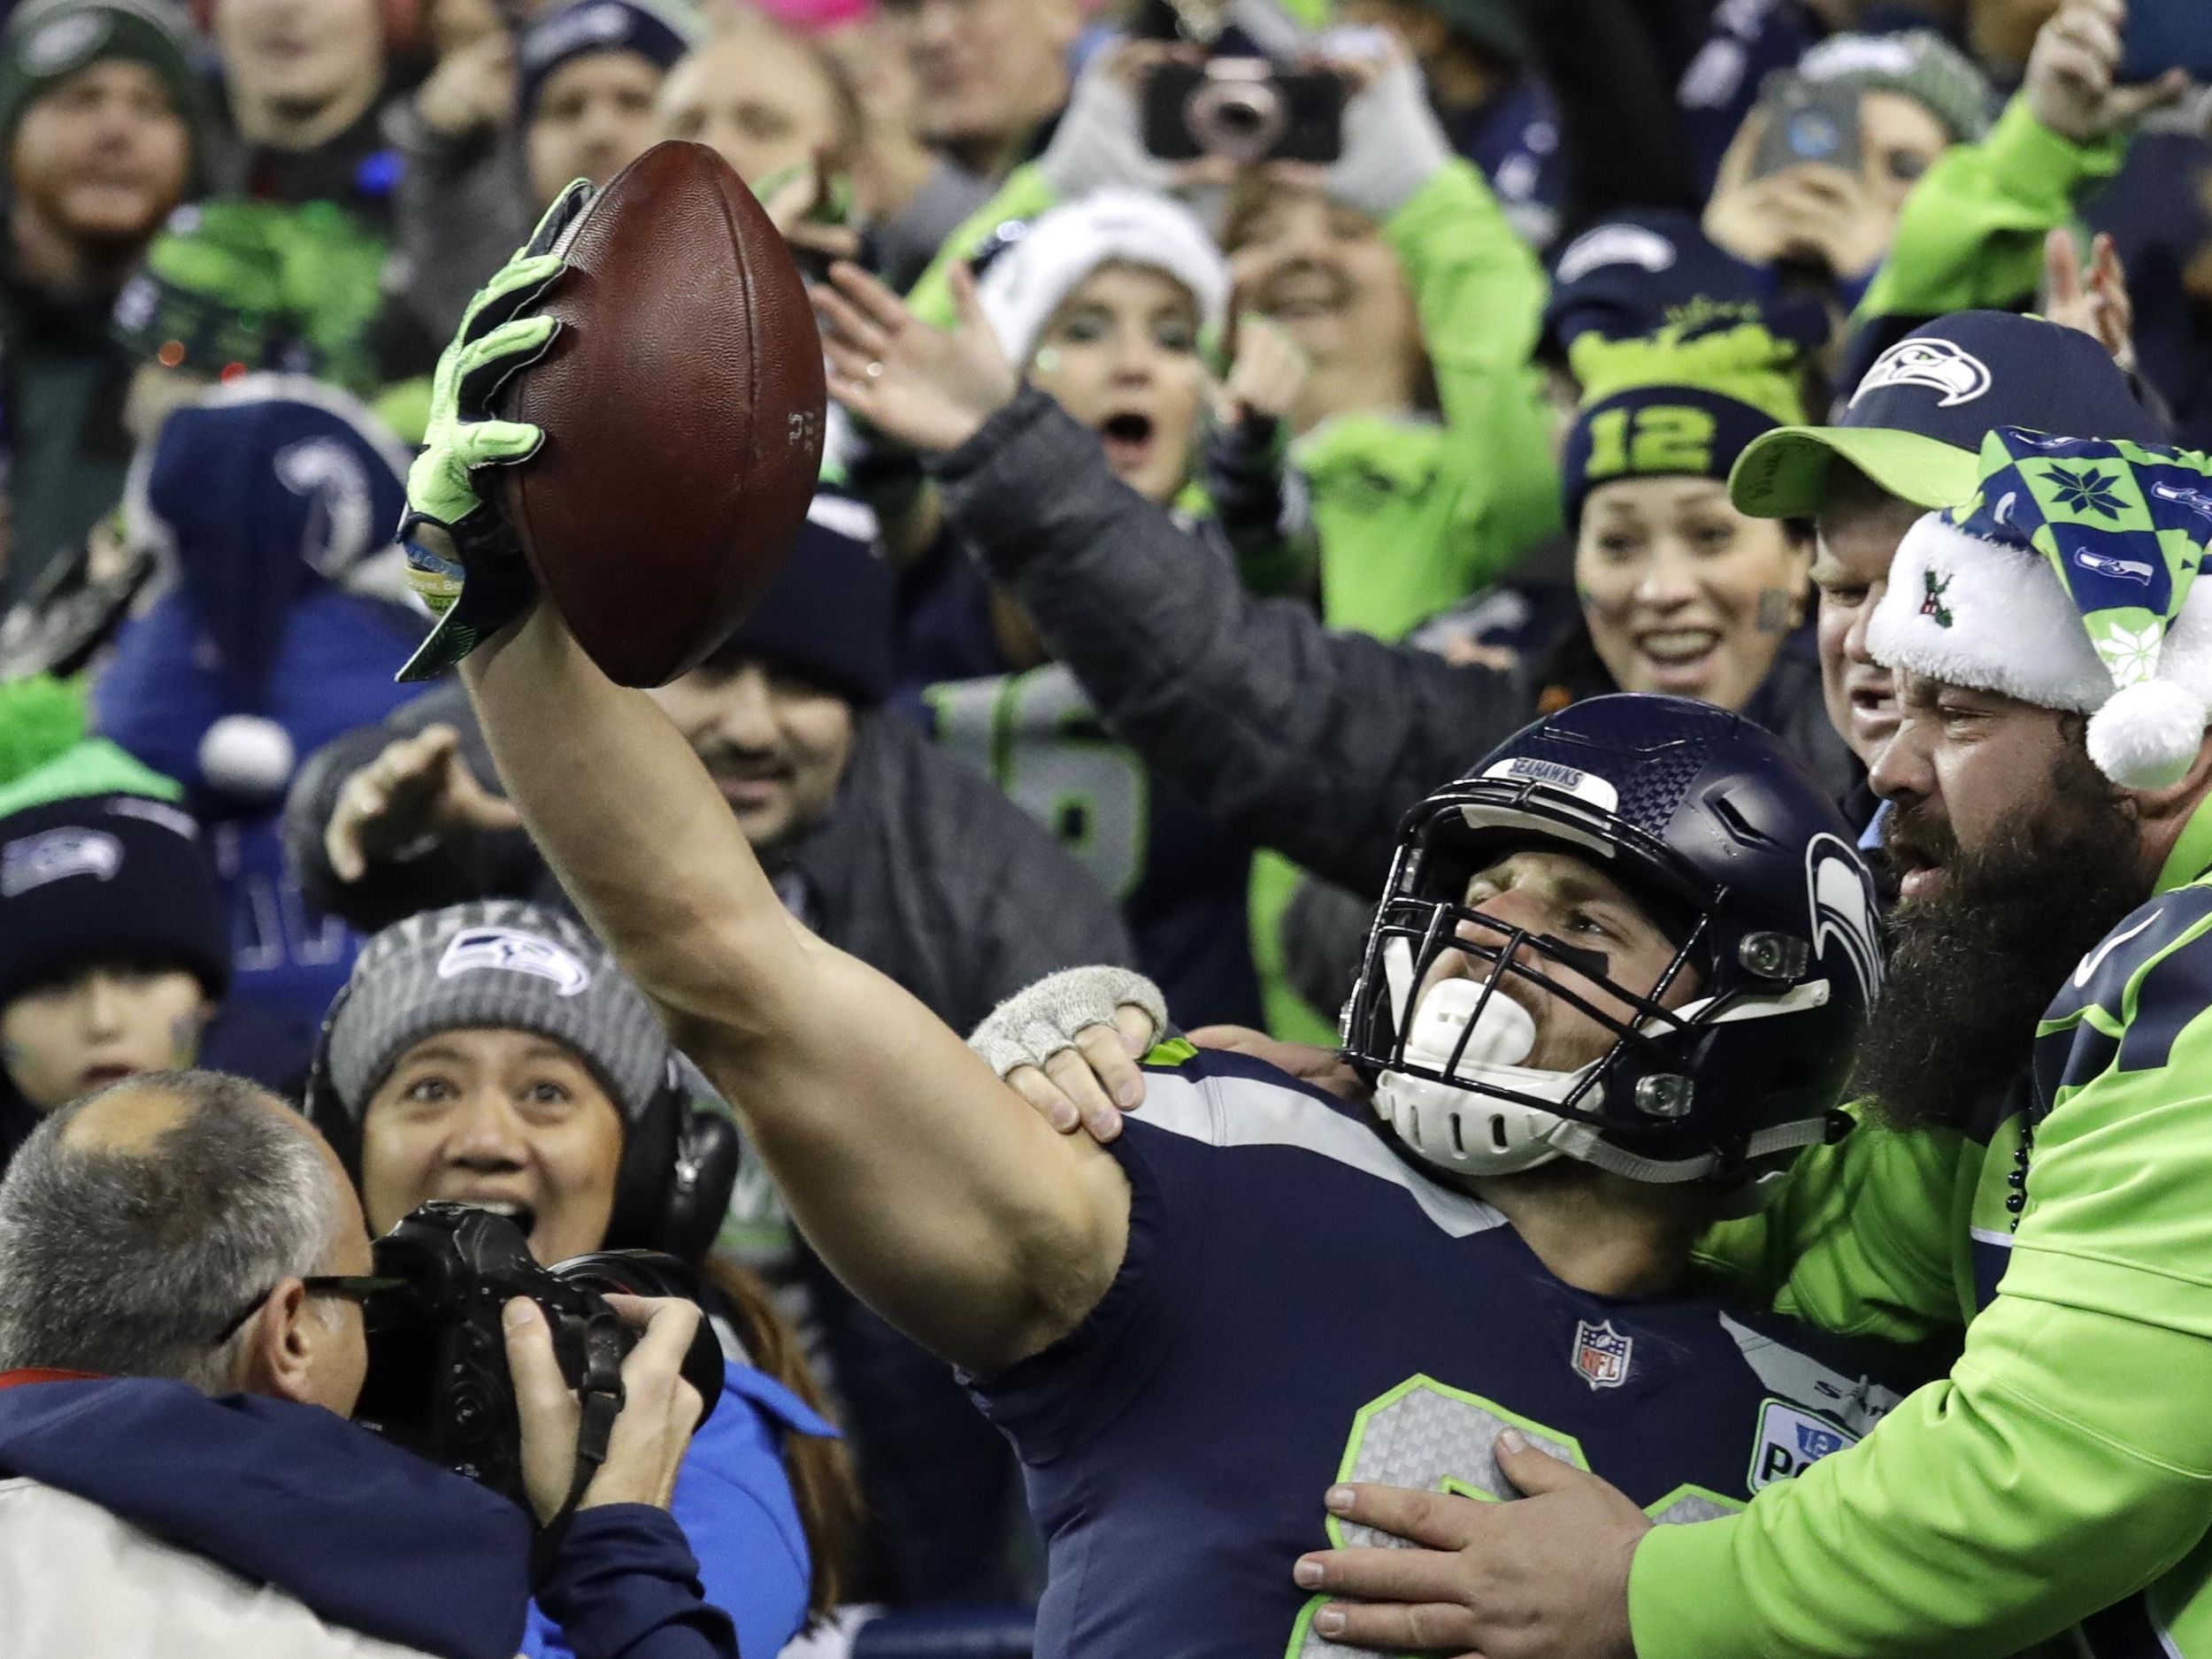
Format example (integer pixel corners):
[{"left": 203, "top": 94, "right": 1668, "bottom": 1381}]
[{"left": 1571, "top": 1319, "right": 1633, "bottom": 1390}]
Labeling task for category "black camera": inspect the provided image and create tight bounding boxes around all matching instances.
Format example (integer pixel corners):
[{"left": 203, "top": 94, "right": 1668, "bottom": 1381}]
[
  {"left": 1141, "top": 58, "right": 1346, "bottom": 166},
  {"left": 351, "top": 1202, "right": 724, "bottom": 1515}
]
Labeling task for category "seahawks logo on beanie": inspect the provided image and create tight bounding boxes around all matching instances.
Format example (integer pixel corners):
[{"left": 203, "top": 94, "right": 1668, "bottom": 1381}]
[
  {"left": 435, "top": 926, "right": 593, "bottom": 997},
  {"left": 1, "top": 827, "right": 122, "bottom": 897}
]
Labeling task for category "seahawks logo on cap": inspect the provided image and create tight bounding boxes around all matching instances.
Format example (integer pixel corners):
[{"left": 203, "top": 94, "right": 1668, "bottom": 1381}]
[
  {"left": 1553, "top": 223, "right": 1678, "bottom": 286},
  {"left": 276, "top": 438, "right": 379, "bottom": 575},
  {"left": 2, "top": 828, "right": 124, "bottom": 898},
  {"left": 521, "top": 2, "right": 640, "bottom": 71},
  {"left": 21, "top": 12, "right": 110, "bottom": 74},
  {"left": 436, "top": 926, "right": 591, "bottom": 996},
  {"left": 1851, "top": 337, "right": 1993, "bottom": 410},
  {"left": 2074, "top": 549, "right": 2154, "bottom": 585}
]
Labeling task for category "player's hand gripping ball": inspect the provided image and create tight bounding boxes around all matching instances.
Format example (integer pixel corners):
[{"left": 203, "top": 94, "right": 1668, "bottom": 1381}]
[
  {"left": 401, "top": 142, "right": 827, "bottom": 687},
  {"left": 398, "top": 180, "right": 588, "bottom": 681}
]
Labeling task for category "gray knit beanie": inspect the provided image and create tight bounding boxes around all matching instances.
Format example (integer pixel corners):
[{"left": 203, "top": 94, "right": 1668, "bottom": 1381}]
[
  {"left": 1787, "top": 30, "right": 1993, "bottom": 145},
  {"left": 322, "top": 900, "right": 669, "bottom": 1125}
]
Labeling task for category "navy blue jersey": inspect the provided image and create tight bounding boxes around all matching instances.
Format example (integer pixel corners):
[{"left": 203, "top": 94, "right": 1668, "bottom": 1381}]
[{"left": 974, "top": 1049, "right": 1907, "bottom": 1659}]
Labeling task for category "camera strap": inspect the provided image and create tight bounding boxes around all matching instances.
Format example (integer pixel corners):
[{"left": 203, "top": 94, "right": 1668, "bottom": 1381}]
[{"left": 528, "top": 1309, "right": 629, "bottom": 1587}]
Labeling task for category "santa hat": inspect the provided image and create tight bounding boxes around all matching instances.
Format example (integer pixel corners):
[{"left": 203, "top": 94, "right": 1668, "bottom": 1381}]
[
  {"left": 1868, "top": 427, "right": 2212, "bottom": 789},
  {"left": 974, "top": 189, "right": 1227, "bottom": 370}
]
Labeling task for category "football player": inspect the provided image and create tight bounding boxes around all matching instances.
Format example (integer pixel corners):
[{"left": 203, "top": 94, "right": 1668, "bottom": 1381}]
[
  {"left": 412, "top": 209, "right": 1903, "bottom": 1658},
  {"left": 454, "top": 571, "right": 1900, "bottom": 1656}
]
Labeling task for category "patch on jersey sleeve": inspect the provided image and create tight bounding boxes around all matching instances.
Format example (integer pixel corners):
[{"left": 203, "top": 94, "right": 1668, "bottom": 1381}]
[{"left": 1747, "top": 1398, "right": 1857, "bottom": 1491}]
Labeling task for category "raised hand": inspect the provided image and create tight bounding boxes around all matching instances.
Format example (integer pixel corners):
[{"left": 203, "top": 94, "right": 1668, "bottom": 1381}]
[
  {"left": 1217, "top": 314, "right": 1309, "bottom": 429},
  {"left": 2044, "top": 227, "right": 2139, "bottom": 372},
  {"left": 811, "top": 260, "right": 1020, "bottom": 455},
  {"left": 324, "top": 724, "right": 523, "bottom": 884},
  {"left": 2026, "top": 0, "right": 2191, "bottom": 146}
]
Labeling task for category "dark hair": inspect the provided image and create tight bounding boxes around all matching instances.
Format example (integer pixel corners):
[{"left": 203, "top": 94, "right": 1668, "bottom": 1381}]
[
  {"left": 0, "top": 1070, "right": 340, "bottom": 1388},
  {"left": 701, "top": 1254, "right": 862, "bottom": 1624}
]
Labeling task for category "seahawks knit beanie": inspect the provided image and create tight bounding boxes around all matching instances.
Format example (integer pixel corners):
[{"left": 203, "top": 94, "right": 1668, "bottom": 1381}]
[
  {"left": 1560, "top": 330, "right": 1809, "bottom": 529},
  {"left": 0, "top": 0, "right": 211, "bottom": 161},
  {"left": 517, "top": 0, "right": 704, "bottom": 124},
  {"left": 0, "top": 708, "right": 227, "bottom": 1010},
  {"left": 319, "top": 901, "right": 669, "bottom": 1127}
]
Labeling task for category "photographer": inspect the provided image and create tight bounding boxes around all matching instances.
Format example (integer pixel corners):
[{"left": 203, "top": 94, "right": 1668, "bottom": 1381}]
[
  {"left": 309, "top": 899, "right": 854, "bottom": 1659},
  {"left": 0, "top": 1069, "right": 735, "bottom": 1659}
]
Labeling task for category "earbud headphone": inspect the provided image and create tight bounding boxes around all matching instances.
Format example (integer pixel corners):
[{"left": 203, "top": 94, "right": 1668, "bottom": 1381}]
[{"left": 299, "top": 979, "right": 741, "bottom": 1266}]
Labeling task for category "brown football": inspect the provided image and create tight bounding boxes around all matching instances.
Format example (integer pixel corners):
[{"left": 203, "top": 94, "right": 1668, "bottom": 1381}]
[{"left": 497, "top": 140, "right": 826, "bottom": 687}]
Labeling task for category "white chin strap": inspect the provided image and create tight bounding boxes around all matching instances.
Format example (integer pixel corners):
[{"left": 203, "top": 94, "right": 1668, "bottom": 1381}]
[{"left": 1371, "top": 940, "right": 1832, "bottom": 1185}]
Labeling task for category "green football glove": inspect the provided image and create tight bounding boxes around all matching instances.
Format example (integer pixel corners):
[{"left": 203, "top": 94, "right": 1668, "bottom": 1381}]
[{"left": 397, "top": 180, "right": 595, "bottom": 682}]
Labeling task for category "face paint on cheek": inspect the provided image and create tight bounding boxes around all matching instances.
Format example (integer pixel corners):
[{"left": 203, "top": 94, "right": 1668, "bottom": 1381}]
[
  {"left": 1033, "top": 347, "right": 1062, "bottom": 375},
  {"left": 1756, "top": 588, "right": 1797, "bottom": 634}
]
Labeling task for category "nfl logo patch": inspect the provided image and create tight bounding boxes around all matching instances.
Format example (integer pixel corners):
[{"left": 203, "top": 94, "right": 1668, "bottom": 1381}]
[{"left": 1571, "top": 1318, "right": 1633, "bottom": 1390}]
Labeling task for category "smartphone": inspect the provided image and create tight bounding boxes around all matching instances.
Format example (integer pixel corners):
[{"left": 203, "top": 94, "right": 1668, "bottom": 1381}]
[
  {"left": 1747, "top": 77, "right": 1864, "bottom": 181},
  {"left": 1141, "top": 59, "right": 1346, "bottom": 166},
  {"left": 2120, "top": 0, "right": 2212, "bottom": 81}
]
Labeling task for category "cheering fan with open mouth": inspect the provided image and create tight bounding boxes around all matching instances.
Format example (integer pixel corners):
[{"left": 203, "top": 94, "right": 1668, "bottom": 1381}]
[{"left": 301, "top": 900, "right": 854, "bottom": 1659}]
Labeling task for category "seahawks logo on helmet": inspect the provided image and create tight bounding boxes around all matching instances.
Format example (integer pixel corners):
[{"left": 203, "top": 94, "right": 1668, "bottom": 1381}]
[
  {"left": 1851, "top": 337, "right": 1993, "bottom": 410},
  {"left": 1805, "top": 833, "right": 1882, "bottom": 1005}
]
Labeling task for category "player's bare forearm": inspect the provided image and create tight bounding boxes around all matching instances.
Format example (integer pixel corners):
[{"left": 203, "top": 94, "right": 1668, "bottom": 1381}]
[{"left": 461, "top": 604, "right": 1128, "bottom": 1374}]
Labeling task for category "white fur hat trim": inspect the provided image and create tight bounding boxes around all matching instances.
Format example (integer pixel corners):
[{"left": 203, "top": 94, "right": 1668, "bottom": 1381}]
[{"left": 1869, "top": 511, "right": 2212, "bottom": 787}]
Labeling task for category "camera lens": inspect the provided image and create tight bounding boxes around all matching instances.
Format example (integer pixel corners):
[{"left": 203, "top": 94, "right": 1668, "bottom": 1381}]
[{"left": 1187, "top": 76, "right": 1286, "bottom": 165}]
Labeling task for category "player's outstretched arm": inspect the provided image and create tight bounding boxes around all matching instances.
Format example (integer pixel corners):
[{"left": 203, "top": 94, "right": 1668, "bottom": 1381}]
[
  {"left": 407, "top": 193, "right": 1128, "bottom": 1378},
  {"left": 463, "top": 606, "right": 1128, "bottom": 1376}
]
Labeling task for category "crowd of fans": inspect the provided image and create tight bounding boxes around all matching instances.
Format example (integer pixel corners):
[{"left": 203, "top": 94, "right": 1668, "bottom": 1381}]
[{"left": 0, "top": 0, "right": 2208, "bottom": 1654}]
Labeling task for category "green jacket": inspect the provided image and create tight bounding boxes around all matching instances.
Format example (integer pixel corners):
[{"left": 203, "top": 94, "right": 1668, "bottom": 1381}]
[
  {"left": 1638, "top": 798, "right": 2212, "bottom": 1658},
  {"left": 1855, "top": 93, "right": 2130, "bottom": 331}
]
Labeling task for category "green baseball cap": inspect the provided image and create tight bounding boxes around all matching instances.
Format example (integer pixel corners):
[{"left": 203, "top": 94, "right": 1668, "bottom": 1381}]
[{"left": 1729, "top": 311, "right": 2165, "bottom": 519}]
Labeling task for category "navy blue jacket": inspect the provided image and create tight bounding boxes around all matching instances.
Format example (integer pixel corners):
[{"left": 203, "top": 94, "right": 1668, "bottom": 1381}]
[
  {"left": 527, "top": 1360, "right": 837, "bottom": 1659},
  {"left": 0, "top": 1372, "right": 736, "bottom": 1659}
]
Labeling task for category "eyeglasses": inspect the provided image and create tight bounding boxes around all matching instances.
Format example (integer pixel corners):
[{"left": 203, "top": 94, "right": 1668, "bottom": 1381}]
[{"left": 210, "top": 1275, "right": 407, "bottom": 1348}]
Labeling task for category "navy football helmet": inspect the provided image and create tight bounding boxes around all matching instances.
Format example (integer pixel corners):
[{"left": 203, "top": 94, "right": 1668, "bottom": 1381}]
[{"left": 1340, "top": 695, "right": 1882, "bottom": 1187}]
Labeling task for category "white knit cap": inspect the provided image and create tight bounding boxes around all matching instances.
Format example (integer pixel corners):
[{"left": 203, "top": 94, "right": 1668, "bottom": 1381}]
[{"left": 974, "top": 188, "right": 1228, "bottom": 369}]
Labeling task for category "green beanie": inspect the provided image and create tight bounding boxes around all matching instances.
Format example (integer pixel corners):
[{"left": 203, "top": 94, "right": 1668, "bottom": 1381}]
[
  {"left": 0, "top": 0, "right": 211, "bottom": 165},
  {"left": 0, "top": 675, "right": 87, "bottom": 794}
]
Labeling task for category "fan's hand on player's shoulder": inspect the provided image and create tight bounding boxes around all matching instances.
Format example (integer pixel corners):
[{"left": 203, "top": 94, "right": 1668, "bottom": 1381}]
[
  {"left": 812, "top": 260, "right": 1018, "bottom": 455},
  {"left": 970, "top": 966, "right": 1372, "bottom": 1142},
  {"left": 971, "top": 966, "right": 1166, "bottom": 1141},
  {"left": 399, "top": 179, "right": 594, "bottom": 680},
  {"left": 1294, "top": 1440, "right": 1647, "bottom": 1659},
  {"left": 1188, "top": 1025, "right": 1367, "bottom": 1102}
]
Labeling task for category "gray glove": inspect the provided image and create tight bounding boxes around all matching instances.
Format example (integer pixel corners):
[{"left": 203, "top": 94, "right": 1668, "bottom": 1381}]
[
  {"left": 969, "top": 966, "right": 1170, "bottom": 1080},
  {"left": 1325, "top": 55, "right": 1453, "bottom": 222},
  {"left": 1037, "top": 58, "right": 1176, "bottom": 201}
]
